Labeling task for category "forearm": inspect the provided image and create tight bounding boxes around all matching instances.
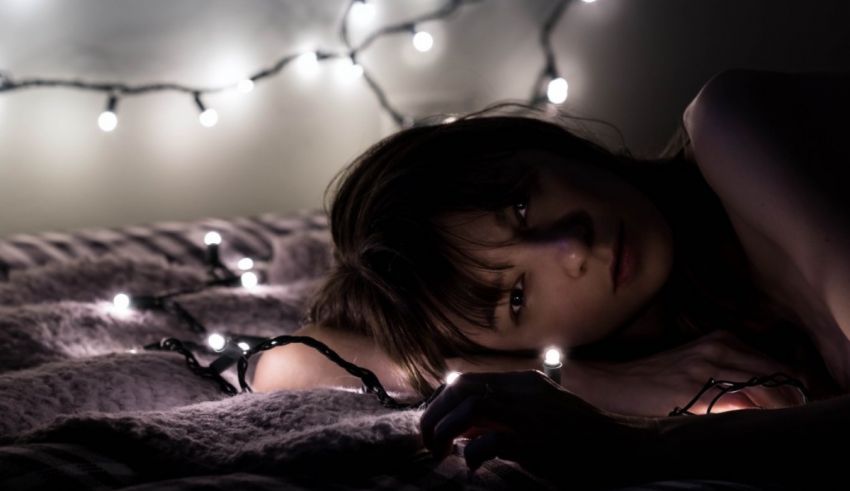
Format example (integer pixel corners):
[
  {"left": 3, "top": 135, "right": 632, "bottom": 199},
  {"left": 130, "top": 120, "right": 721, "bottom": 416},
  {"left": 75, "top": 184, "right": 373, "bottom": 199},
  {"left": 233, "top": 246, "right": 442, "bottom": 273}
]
[{"left": 638, "top": 394, "right": 850, "bottom": 487}]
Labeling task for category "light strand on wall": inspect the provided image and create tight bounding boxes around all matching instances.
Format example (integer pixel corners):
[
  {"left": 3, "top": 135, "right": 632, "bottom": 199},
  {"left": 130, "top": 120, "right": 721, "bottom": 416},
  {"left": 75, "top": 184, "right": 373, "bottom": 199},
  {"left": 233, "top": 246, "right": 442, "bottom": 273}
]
[{"left": 0, "top": 0, "right": 576, "bottom": 132}]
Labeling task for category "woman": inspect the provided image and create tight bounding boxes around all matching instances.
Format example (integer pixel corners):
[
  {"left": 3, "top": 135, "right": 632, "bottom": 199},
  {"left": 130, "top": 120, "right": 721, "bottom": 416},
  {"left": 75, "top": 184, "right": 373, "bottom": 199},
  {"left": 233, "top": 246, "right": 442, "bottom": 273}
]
[{"left": 254, "top": 69, "right": 850, "bottom": 487}]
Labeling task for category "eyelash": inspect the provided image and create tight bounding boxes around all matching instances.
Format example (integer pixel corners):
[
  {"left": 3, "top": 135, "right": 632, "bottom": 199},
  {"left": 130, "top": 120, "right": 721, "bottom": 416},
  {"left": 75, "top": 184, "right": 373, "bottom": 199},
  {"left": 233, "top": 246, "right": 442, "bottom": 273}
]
[{"left": 509, "top": 199, "right": 529, "bottom": 321}]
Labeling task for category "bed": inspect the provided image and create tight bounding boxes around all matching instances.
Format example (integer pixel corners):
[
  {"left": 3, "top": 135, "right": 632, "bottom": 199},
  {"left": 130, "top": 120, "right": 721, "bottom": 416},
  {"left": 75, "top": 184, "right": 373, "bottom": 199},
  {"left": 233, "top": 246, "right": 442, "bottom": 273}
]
[{"left": 0, "top": 210, "right": 769, "bottom": 490}]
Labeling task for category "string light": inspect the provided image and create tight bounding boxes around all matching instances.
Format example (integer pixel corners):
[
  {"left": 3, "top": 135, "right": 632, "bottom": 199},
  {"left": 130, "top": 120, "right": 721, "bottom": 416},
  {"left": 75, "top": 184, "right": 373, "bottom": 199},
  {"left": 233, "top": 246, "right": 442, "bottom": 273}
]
[
  {"left": 237, "top": 257, "right": 254, "bottom": 270},
  {"left": 295, "top": 51, "right": 320, "bottom": 76},
  {"left": 542, "top": 346, "right": 562, "bottom": 384},
  {"left": 203, "top": 231, "right": 222, "bottom": 245},
  {"left": 237, "top": 78, "right": 254, "bottom": 93},
  {"left": 97, "top": 95, "right": 118, "bottom": 132},
  {"left": 0, "top": 0, "right": 583, "bottom": 129},
  {"left": 193, "top": 92, "right": 219, "bottom": 128},
  {"left": 349, "top": 0, "right": 376, "bottom": 24},
  {"left": 240, "top": 271, "right": 259, "bottom": 289},
  {"left": 237, "top": 342, "right": 251, "bottom": 351},
  {"left": 338, "top": 57, "right": 364, "bottom": 82},
  {"left": 546, "top": 77, "right": 568, "bottom": 104},
  {"left": 207, "top": 333, "right": 226, "bottom": 351},
  {"left": 446, "top": 371, "right": 461, "bottom": 385},
  {"left": 113, "top": 292, "right": 131, "bottom": 310},
  {"left": 412, "top": 29, "right": 434, "bottom": 52}
]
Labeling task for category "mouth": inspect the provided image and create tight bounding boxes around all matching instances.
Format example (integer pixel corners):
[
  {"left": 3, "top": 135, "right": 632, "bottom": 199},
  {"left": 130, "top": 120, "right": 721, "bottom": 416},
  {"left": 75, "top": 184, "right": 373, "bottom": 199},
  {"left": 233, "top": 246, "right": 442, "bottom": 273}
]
[{"left": 610, "top": 220, "right": 624, "bottom": 291}]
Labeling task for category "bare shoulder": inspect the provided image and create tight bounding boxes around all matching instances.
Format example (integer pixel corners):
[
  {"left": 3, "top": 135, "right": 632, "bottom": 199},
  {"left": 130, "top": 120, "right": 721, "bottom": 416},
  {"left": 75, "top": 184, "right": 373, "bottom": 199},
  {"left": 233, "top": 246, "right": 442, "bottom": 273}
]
[
  {"left": 681, "top": 69, "right": 850, "bottom": 387},
  {"left": 683, "top": 69, "right": 850, "bottom": 288},
  {"left": 252, "top": 323, "right": 412, "bottom": 393}
]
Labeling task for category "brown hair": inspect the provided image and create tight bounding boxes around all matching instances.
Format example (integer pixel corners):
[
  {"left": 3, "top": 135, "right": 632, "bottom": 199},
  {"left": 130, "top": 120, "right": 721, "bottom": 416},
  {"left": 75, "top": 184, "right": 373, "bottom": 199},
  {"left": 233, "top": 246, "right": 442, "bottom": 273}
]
[{"left": 305, "top": 102, "right": 799, "bottom": 396}]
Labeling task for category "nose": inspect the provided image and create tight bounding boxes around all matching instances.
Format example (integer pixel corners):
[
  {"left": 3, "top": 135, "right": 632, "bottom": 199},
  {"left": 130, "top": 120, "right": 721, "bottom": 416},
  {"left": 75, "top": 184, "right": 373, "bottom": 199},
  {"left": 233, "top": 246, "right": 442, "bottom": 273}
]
[{"left": 555, "top": 223, "right": 591, "bottom": 278}]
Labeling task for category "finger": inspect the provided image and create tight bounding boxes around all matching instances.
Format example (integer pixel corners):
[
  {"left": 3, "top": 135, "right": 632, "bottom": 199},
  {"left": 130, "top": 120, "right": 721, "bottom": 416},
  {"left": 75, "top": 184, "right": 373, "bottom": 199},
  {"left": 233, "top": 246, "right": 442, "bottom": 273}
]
[
  {"left": 432, "top": 394, "right": 504, "bottom": 459},
  {"left": 420, "top": 377, "right": 482, "bottom": 450},
  {"left": 420, "top": 372, "right": 524, "bottom": 449},
  {"left": 464, "top": 431, "right": 522, "bottom": 471}
]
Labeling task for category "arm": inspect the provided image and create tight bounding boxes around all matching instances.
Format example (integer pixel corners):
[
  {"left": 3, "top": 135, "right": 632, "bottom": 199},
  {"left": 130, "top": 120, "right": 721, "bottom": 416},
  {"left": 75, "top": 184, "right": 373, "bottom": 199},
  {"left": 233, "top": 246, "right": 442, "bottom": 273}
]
[
  {"left": 252, "top": 323, "right": 412, "bottom": 393},
  {"left": 420, "top": 370, "right": 850, "bottom": 489},
  {"left": 684, "top": 69, "right": 850, "bottom": 343}
]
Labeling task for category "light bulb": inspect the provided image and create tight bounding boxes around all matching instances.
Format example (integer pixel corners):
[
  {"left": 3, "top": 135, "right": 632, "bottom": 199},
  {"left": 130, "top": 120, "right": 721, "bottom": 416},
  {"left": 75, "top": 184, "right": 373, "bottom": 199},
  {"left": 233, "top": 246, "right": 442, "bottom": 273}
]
[
  {"left": 547, "top": 77, "right": 568, "bottom": 104},
  {"left": 442, "top": 115, "right": 457, "bottom": 124},
  {"left": 199, "top": 108, "right": 218, "bottom": 127},
  {"left": 339, "top": 57, "right": 363, "bottom": 81},
  {"left": 241, "top": 271, "right": 259, "bottom": 288},
  {"left": 412, "top": 30, "right": 434, "bottom": 52},
  {"left": 204, "top": 231, "right": 222, "bottom": 246},
  {"left": 237, "top": 79, "right": 254, "bottom": 93},
  {"left": 543, "top": 347, "right": 563, "bottom": 367},
  {"left": 208, "top": 333, "right": 226, "bottom": 352},
  {"left": 296, "top": 51, "right": 320, "bottom": 76},
  {"left": 113, "top": 293, "right": 131, "bottom": 310},
  {"left": 350, "top": 0, "right": 376, "bottom": 23},
  {"left": 98, "top": 111, "right": 118, "bottom": 132},
  {"left": 237, "top": 342, "right": 251, "bottom": 351},
  {"left": 446, "top": 371, "right": 461, "bottom": 385},
  {"left": 237, "top": 257, "right": 254, "bottom": 270}
]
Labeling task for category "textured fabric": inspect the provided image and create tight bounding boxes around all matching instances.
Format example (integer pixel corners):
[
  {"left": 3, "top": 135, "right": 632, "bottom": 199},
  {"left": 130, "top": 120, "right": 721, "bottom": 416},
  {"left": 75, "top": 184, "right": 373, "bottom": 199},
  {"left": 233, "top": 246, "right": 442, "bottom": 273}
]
[{"left": 0, "top": 210, "right": 330, "bottom": 283}]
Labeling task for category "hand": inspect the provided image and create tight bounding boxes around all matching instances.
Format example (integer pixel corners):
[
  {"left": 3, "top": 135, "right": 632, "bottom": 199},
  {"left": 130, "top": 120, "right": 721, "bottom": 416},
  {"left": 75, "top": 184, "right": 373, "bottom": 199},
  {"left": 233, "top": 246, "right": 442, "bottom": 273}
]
[
  {"left": 574, "top": 330, "right": 812, "bottom": 417},
  {"left": 419, "top": 370, "right": 656, "bottom": 488}
]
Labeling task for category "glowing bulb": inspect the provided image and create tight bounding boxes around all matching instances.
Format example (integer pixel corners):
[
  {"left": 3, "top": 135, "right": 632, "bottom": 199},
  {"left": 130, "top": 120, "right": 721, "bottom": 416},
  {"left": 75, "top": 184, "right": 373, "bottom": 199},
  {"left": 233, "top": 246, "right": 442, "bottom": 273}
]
[
  {"left": 547, "top": 77, "right": 568, "bottom": 104},
  {"left": 446, "top": 371, "right": 461, "bottom": 385},
  {"left": 204, "top": 231, "right": 222, "bottom": 245},
  {"left": 199, "top": 108, "right": 218, "bottom": 127},
  {"left": 350, "top": 0, "right": 375, "bottom": 23},
  {"left": 442, "top": 116, "right": 457, "bottom": 124},
  {"left": 98, "top": 111, "right": 118, "bottom": 132},
  {"left": 208, "top": 333, "right": 226, "bottom": 351},
  {"left": 339, "top": 57, "right": 363, "bottom": 81},
  {"left": 241, "top": 271, "right": 259, "bottom": 288},
  {"left": 412, "top": 30, "right": 433, "bottom": 52},
  {"left": 113, "top": 293, "right": 131, "bottom": 310},
  {"left": 237, "top": 342, "right": 251, "bottom": 351},
  {"left": 127, "top": 348, "right": 138, "bottom": 354},
  {"left": 543, "top": 347, "right": 563, "bottom": 367},
  {"left": 237, "top": 257, "right": 254, "bottom": 270},
  {"left": 582, "top": 0, "right": 597, "bottom": 3},
  {"left": 296, "top": 51, "right": 320, "bottom": 76},
  {"left": 237, "top": 79, "right": 254, "bottom": 93}
]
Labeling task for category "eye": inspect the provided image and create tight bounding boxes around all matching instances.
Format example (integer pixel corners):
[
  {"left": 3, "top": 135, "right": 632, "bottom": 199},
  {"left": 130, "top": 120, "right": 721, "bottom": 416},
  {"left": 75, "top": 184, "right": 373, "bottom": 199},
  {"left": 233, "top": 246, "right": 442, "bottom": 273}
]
[{"left": 509, "top": 275, "right": 525, "bottom": 322}]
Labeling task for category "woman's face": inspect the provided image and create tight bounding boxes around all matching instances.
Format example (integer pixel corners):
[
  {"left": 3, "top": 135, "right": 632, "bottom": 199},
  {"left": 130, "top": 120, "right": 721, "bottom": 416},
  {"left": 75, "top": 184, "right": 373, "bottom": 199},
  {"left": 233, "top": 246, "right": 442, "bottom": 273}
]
[{"left": 439, "top": 148, "right": 674, "bottom": 351}]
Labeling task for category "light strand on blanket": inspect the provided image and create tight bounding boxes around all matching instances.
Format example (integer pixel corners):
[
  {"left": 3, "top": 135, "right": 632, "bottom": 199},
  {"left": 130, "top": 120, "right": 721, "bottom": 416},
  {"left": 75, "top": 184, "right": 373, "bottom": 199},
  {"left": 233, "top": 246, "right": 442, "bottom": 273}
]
[
  {"left": 119, "top": 232, "right": 442, "bottom": 410},
  {"left": 0, "top": 1, "right": 615, "bottom": 141},
  {"left": 669, "top": 373, "right": 810, "bottom": 416}
]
